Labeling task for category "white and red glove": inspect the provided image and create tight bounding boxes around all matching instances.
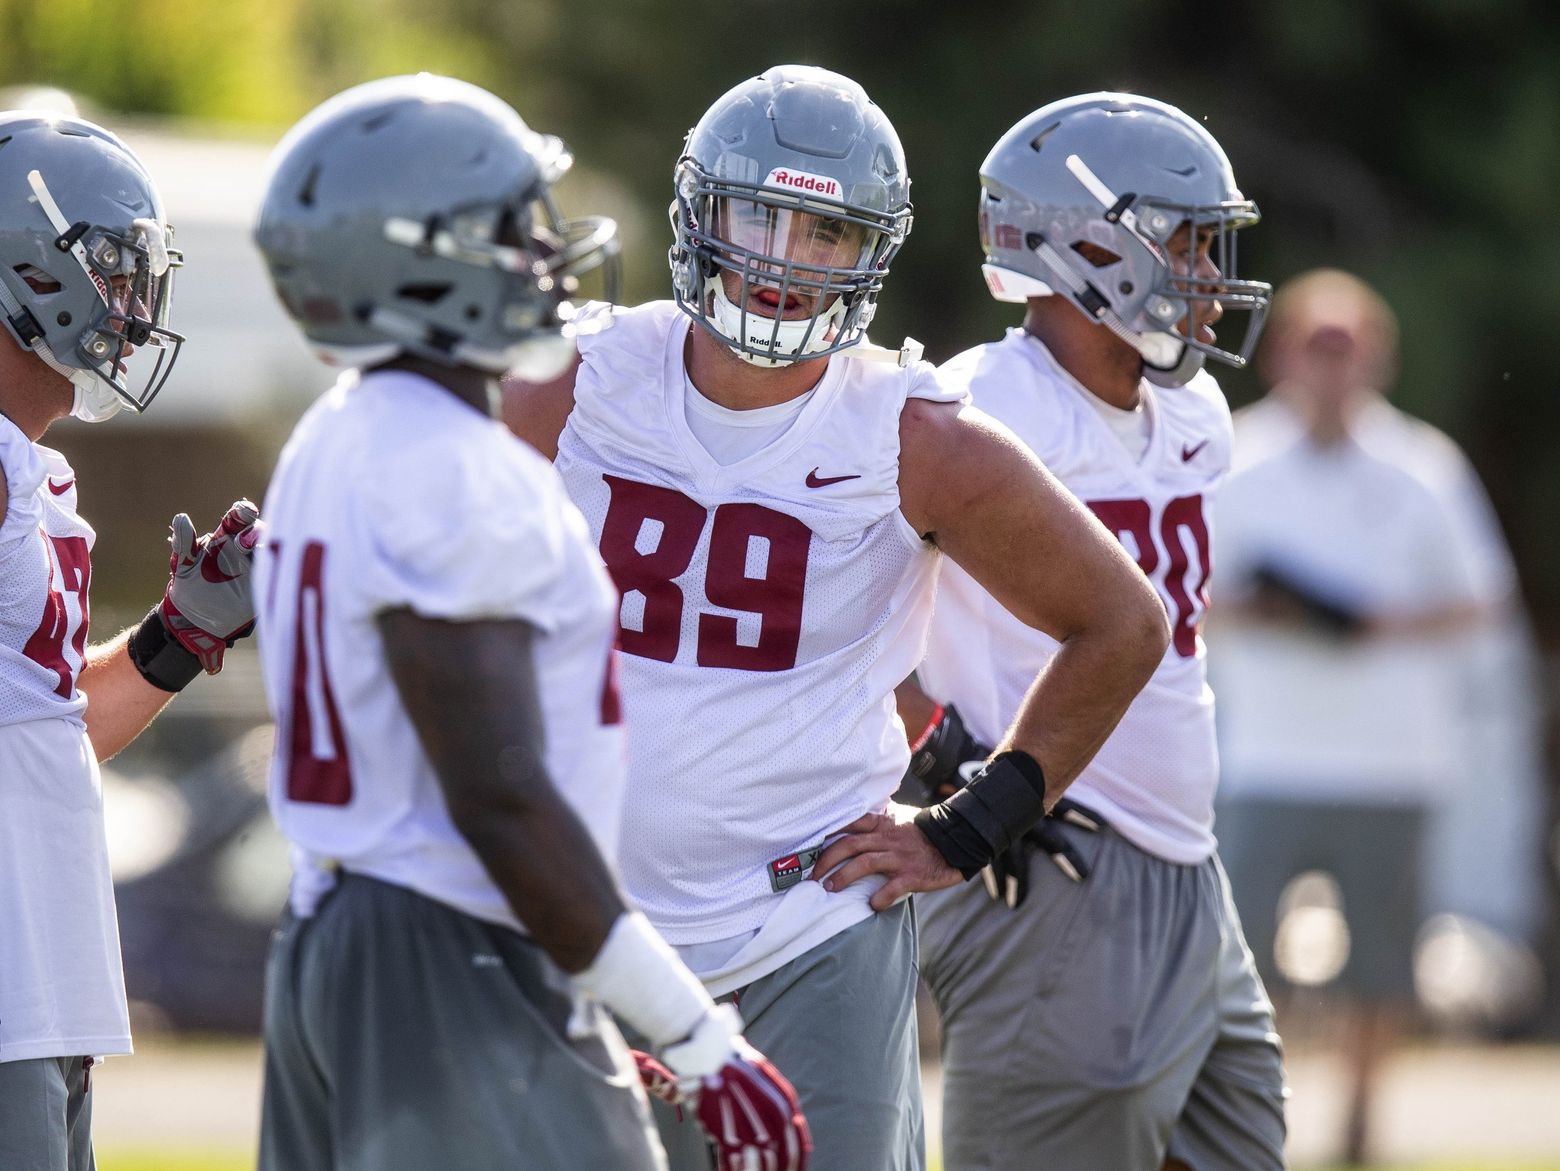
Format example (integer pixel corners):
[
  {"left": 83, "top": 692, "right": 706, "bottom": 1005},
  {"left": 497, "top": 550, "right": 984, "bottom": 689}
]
[
  {"left": 579, "top": 915, "right": 809, "bottom": 1170},
  {"left": 632, "top": 1048, "right": 685, "bottom": 1118},
  {"left": 161, "top": 499, "right": 261, "bottom": 673},
  {"left": 650, "top": 1004, "right": 811, "bottom": 1171}
]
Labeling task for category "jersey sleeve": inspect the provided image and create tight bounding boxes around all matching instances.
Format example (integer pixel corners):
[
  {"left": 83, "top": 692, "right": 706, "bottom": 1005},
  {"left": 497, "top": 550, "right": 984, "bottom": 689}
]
[
  {"left": 0, "top": 417, "right": 47, "bottom": 553},
  {"left": 904, "top": 358, "right": 971, "bottom": 405},
  {"left": 360, "top": 428, "right": 569, "bottom": 629}
]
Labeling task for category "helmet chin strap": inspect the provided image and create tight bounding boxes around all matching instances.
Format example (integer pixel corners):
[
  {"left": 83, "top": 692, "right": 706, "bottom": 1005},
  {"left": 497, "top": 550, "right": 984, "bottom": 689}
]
[
  {"left": 1142, "top": 344, "right": 1205, "bottom": 388},
  {"left": 0, "top": 271, "right": 122, "bottom": 422},
  {"left": 1025, "top": 238, "right": 1204, "bottom": 389},
  {"left": 707, "top": 279, "right": 844, "bottom": 367},
  {"left": 53, "top": 351, "right": 122, "bottom": 422}
]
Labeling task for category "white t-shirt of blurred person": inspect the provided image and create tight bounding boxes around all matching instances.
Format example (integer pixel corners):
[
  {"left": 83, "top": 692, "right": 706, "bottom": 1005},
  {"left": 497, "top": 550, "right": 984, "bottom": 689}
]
[{"left": 1211, "top": 395, "right": 1513, "bottom": 803}]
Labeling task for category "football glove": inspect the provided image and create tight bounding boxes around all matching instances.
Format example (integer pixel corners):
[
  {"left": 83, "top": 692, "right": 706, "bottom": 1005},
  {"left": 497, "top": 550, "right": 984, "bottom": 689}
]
[
  {"left": 631, "top": 1047, "right": 686, "bottom": 1119},
  {"left": 658, "top": 1003, "right": 811, "bottom": 1171},
  {"left": 907, "top": 706, "right": 1100, "bottom": 908},
  {"left": 906, "top": 703, "right": 991, "bottom": 804},
  {"left": 162, "top": 499, "right": 262, "bottom": 673},
  {"left": 979, "top": 797, "right": 1102, "bottom": 909}
]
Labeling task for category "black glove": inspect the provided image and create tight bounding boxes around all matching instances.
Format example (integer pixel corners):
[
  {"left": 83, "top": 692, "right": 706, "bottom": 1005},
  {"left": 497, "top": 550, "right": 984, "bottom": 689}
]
[
  {"left": 906, "top": 703, "right": 990, "bottom": 804},
  {"left": 980, "top": 798, "right": 1102, "bottom": 909},
  {"left": 906, "top": 705, "right": 1100, "bottom": 909}
]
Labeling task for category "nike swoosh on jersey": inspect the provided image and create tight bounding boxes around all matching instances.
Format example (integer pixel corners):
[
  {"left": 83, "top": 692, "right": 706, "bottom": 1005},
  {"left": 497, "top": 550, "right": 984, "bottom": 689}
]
[
  {"left": 47, "top": 478, "right": 74, "bottom": 495},
  {"left": 806, "top": 468, "right": 862, "bottom": 488},
  {"left": 1181, "top": 440, "right": 1209, "bottom": 462}
]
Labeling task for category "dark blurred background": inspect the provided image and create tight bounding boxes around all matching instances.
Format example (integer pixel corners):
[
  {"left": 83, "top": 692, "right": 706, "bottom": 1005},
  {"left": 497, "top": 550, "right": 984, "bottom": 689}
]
[{"left": 1, "top": 0, "right": 1555, "bottom": 1048}]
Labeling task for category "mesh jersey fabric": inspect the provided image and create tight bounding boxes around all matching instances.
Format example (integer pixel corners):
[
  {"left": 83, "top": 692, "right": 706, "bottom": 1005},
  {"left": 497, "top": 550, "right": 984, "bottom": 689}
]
[
  {"left": 0, "top": 417, "right": 128, "bottom": 1062},
  {"left": 557, "top": 299, "right": 966, "bottom": 945},
  {"left": 0, "top": 414, "right": 93, "bottom": 728},
  {"left": 255, "top": 369, "right": 626, "bottom": 930},
  {"left": 919, "top": 329, "right": 1231, "bottom": 864}
]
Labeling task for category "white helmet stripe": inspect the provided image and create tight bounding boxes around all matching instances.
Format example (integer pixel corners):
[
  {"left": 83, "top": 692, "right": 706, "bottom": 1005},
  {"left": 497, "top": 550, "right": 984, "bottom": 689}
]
[{"left": 27, "top": 169, "right": 110, "bottom": 307}]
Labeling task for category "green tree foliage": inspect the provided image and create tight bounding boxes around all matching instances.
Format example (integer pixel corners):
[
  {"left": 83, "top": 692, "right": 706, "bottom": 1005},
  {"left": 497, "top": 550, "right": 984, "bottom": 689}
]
[{"left": 1, "top": 0, "right": 1556, "bottom": 630}]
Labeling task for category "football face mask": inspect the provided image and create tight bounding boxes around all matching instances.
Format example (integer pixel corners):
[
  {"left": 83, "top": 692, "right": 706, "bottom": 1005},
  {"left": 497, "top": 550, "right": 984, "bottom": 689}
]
[
  {"left": 699, "top": 194, "right": 878, "bottom": 366},
  {"left": 20, "top": 169, "right": 184, "bottom": 420}
]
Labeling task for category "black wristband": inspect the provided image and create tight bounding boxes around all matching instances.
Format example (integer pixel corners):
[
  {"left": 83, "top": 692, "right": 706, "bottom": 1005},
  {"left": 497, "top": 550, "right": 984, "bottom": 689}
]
[
  {"left": 127, "top": 606, "right": 202, "bottom": 692},
  {"left": 913, "top": 750, "right": 1048, "bottom": 879}
]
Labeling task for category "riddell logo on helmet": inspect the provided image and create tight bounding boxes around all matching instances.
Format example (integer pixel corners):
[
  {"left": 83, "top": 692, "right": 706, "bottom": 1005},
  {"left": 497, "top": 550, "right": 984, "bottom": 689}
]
[{"left": 764, "top": 168, "right": 843, "bottom": 199}]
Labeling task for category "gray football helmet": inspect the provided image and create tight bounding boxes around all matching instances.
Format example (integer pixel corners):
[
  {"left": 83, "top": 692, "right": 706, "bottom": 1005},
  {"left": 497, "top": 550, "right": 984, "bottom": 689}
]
[
  {"left": 255, "top": 74, "right": 619, "bottom": 378},
  {"left": 979, "top": 93, "right": 1270, "bottom": 386},
  {"left": 0, "top": 112, "right": 183, "bottom": 421},
  {"left": 669, "top": 65, "right": 912, "bottom": 367}
]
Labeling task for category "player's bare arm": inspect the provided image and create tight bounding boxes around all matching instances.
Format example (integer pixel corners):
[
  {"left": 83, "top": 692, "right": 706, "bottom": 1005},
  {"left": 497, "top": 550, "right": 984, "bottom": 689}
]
[
  {"left": 813, "top": 397, "right": 1167, "bottom": 909},
  {"left": 78, "top": 631, "right": 176, "bottom": 760},
  {"left": 904, "top": 396, "right": 1167, "bottom": 788},
  {"left": 380, "top": 610, "right": 624, "bottom": 972},
  {"left": 499, "top": 355, "right": 580, "bottom": 460},
  {"left": 84, "top": 500, "right": 260, "bottom": 761}
]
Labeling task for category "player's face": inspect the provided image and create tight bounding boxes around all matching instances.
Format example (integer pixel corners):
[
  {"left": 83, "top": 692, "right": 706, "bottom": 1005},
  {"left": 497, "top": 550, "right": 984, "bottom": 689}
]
[
  {"left": 1167, "top": 222, "right": 1223, "bottom": 348},
  {"left": 712, "top": 199, "right": 870, "bottom": 321}
]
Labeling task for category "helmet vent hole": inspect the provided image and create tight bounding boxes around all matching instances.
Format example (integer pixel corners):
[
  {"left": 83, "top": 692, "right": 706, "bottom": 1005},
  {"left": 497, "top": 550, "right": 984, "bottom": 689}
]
[
  {"left": 464, "top": 304, "right": 482, "bottom": 321},
  {"left": 396, "top": 283, "right": 452, "bottom": 304},
  {"left": 14, "top": 263, "right": 61, "bottom": 294},
  {"left": 1070, "top": 241, "right": 1121, "bottom": 268},
  {"left": 297, "top": 164, "right": 321, "bottom": 208}
]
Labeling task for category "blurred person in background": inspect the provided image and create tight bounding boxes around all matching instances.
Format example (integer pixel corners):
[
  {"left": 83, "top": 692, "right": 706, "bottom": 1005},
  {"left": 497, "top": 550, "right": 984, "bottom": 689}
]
[
  {"left": 505, "top": 64, "right": 1167, "bottom": 1170},
  {"left": 898, "top": 93, "right": 1288, "bottom": 1171},
  {"left": 1211, "top": 268, "right": 1524, "bottom": 1165},
  {"left": 0, "top": 110, "right": 259, "bottom": 1170},
  {"left": 251, "top": 75, "right": 807, "bottom": 1171}
]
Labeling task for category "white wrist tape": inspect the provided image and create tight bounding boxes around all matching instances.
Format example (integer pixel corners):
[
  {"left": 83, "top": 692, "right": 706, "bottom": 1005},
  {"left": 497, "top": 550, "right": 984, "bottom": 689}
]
[
  {"left": 661, "top": 1001, "right": 744, "bottom": 1083},
  {"left": 576, "top": 911, "right": 715, "bottom": 1048}
]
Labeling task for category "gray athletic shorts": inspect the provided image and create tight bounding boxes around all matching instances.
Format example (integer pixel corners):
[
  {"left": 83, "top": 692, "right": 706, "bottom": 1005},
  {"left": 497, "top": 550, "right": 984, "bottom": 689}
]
[
  {"left": 0, "top": 1055, "right": 95, "bottom": 1171},
  {"left": 259, "top": 872, "right": 665, "bottom": 1171},
  {"left": 1216, "top": 793, "right": 1426, "bottom": 1002},
  {"left": 633, "top": 901, "right": 926, "bottom": 1171},
  {"left": 919, "top": 817, "right": 1287, "bottom": 1171}
]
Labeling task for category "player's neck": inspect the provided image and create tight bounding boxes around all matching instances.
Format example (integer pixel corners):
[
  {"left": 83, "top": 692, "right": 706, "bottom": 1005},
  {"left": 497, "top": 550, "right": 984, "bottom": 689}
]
[
  {"left": 684, "top": 326, "right": 829, "bottom": 411},
  {"left": 372, "top": 356, "right": 496, "bottom": 418},
  {"left": 1022, "top": 303, "right": 1141, "bottom": 411},
  {"left": 0, "top": 348, "right": 71, "bottom": 441}
]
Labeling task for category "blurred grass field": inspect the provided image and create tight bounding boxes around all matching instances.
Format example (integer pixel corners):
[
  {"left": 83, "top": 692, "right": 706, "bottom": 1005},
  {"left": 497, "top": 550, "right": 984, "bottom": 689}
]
[
  {"left": 95, "top": 1155, "right": 1560, "bottom": 1171},
  {"left": 91, "top": 1033, "right": 1560, "bottom": 1170}
]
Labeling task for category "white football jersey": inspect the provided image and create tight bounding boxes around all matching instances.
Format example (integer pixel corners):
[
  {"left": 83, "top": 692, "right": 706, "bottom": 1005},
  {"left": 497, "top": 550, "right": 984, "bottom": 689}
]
[
  {"left": 256, "top": 370, "right": 626, "bottom": 932},
  {"left": 556, "top": 301, "right": 965, "bottom": 948},
  {"left": 0, "top": 416, "right": 130, "bottom": 1061},
  {"left": 0, "top": 415, "right": 94, "bottom": 727},
  {"left": 919, "top": 329, "right": 1230, "bottom": 864}
]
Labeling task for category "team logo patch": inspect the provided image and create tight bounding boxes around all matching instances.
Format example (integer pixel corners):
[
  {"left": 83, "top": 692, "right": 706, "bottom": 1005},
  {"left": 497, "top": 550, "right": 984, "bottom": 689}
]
[
  {"left": 764, "top": 168, "right": 843, "bottom": 200},
  {"left": 767, "top": 844, "right": 824, "bottom": 893}
]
